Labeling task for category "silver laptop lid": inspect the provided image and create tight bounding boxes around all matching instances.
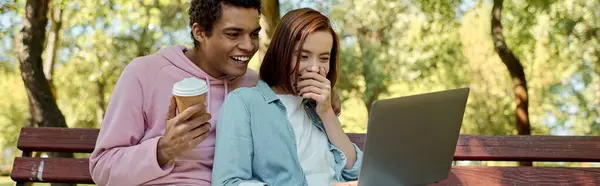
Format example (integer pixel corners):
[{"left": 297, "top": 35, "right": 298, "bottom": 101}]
[{"left": 358, "top": 88, "right": 470, "bottom": 186}]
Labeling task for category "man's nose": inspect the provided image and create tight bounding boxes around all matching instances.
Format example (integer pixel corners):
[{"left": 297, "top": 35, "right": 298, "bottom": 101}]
[{"left": 238, "top": 36, "right": 254, "bottom": 52}]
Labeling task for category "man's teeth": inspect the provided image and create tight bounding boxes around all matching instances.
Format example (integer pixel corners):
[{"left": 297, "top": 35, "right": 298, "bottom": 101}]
[{"left": 231, "top": 56, "right": 250, "bottom": 62}]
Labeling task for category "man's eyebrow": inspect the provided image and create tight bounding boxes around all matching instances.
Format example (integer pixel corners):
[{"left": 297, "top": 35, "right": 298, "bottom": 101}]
[
  {"left": 222, "top": 27, "right": 244, "bottom": 32},
  {"left": 252, "top": 27, "right": 262, "bottom": 33}
]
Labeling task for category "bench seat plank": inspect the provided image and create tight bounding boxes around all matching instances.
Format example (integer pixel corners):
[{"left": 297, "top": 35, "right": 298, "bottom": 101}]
[
  {"left": 17, "top": 127, "right": 99, "bottom": 153},
  {"left": 348, "top": 133, "right": 600, "bottom": 162},
  {"left": 433, "top": 166, "right": 600, "bottom": 186},
  {"left": 11, "top": 157, "right": 600, "bottom": 185},
  {"left": 11, "top": 157, "right": 93, "bottom": 184}
]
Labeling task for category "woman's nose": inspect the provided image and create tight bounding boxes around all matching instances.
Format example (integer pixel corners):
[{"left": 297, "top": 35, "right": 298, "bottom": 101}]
[{"left": 307, "top": 63, "right": 319, "bottom": 72}]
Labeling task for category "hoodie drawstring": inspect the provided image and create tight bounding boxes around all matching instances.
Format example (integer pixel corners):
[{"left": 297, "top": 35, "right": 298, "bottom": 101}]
[
  {"left": 205, "top": 75, "right": 211, "bottom": 114},
  {"left": 203, "top": 75, "right": 230, "bottom": 115},
  {"left": 224, "top": 79, "right": 229, "bottom": 100}
]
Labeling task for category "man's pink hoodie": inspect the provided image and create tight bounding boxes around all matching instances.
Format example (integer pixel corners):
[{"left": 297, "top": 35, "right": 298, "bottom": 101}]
[{"left": 89, "top": 45, "right": 258, "bottom": 185}]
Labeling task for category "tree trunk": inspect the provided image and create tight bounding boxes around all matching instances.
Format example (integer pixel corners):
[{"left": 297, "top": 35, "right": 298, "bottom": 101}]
[
  {"left": 137, "top": 26, "right": 150, "bottom": 57},
  {"left": 364, "top": 85, "right": 381, "bottom": 115},
  {"left": 258, "top": 0, "right": 280, "bottom": 59},
  {"left": 17, "top": 1, "right": 75, "bottom": 184},
  {"left": 596, "top": 51, "right": 600, "bottom": 129},
  {"left": 136, "top": 3, "right": 158, "bottom": 57},
  {"left": 96, "top": 80, "right": 106, "bottom": 126},
  {"left": 361, "top": 51, "right": 382, "bottom": 115},
  {"left": 44, "top": 0, "right": 65, "bottom": 99},
  {"left": 491, "top": 0, "right": 532, "bottom": 166},
  {"left": 355, "top": 27, "right": 383, "bottom": 115}
]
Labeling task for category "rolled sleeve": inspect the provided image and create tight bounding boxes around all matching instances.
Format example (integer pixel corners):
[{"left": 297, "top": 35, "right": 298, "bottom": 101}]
[{"left": 341, "top": 143, "right": 363, "bottom": 181}]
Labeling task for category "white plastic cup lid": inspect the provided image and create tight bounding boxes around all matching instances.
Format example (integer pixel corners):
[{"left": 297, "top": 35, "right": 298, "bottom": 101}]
[{"left": 172, "top": 78, "right": 209, "bottom": 96}]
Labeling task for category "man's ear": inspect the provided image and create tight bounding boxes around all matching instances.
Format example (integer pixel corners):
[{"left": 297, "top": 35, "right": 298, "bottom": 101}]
[{"left": 192, "top": 23, "right": 206, "bottom": 42}]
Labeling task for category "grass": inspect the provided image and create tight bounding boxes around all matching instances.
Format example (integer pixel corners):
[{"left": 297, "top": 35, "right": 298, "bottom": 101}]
[{"left": 0, "top": 176, "right": 12, "bottom": 186}]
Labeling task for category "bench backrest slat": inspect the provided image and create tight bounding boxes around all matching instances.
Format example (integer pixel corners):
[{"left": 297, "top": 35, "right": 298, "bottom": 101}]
[
  {"left": 17, "top": 127, "right": 99, "bottom": 153},
  {"left": 347, "top": 133, "right": 600, "bottom": 162},
  {"left": 16, "top": 128, "right": 600, "bottom": 162},
  {"left": 454, "top": 135, "right": 600, "bottom": 162}
]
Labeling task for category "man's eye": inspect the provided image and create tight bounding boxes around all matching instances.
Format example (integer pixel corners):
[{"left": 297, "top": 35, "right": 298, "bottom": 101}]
[
  {"left": 301, "top": 55, "right": 309, "bottom": 60},
  {"left": 226, "top": 33, "right": 240, "bottom": 37}
]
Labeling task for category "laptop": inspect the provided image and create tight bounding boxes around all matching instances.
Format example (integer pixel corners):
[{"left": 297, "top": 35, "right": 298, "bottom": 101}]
[{"left": 357, "top": 87, "right": 470, "bottom": 186}]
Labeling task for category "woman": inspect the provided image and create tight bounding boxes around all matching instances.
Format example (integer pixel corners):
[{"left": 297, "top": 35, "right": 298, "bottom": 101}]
[{"left": 212, "top": 8, "right": 361, "bottom": 186}]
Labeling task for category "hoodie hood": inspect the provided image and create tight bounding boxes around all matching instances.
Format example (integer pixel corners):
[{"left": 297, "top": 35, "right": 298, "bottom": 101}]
[
  {"left": 156, "top": 45, "right": 244, "bottom": 113},
  {"left": 156, "top": 45, "right": 241, "bottom": 84}
]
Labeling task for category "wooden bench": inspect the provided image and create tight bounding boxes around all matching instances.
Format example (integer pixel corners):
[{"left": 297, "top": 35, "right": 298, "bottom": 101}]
[
  {"left": 10, "top": 127, "right": 600, "bottom": 185},
  {"left": 11, "top": 127, "right": 98, "bottom": 185}
]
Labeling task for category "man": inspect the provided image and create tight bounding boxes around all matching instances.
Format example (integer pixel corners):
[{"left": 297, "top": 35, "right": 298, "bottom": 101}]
[{"left": 89, "top": 0, "right": 262, "bottom": 185}]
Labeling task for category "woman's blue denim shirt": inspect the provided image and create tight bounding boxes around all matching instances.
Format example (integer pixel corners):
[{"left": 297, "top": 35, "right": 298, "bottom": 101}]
[{"left": 212, "top": 80, "right": 363, "bottom": 186}]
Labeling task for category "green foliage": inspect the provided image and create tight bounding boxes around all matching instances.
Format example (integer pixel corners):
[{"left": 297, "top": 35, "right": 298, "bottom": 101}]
[
  {"left": 48, "top": 0, "right": 192, "bottom": 128},
  {"left": 0, "top": 0, "right": 26, "bottom": 150},
  {"left": 325, "top": 0, "right": 599, "bottom": 135},
  {"left": 0, "top": 67, "right": 27, "bottom": 148},
  {"left": 412, "top": 0, "right": 463, "bottom": 20},
  {"left": 329, "top": 0, "right": 473, "bottom": 133},
  {"left": 331, "top": 0, "right": 407, "bottom": 104}
]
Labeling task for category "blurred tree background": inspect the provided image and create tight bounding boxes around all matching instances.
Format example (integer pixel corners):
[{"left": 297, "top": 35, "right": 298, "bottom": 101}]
[{"left": 0, "top": 0, "right": 599, "bottom": 178}]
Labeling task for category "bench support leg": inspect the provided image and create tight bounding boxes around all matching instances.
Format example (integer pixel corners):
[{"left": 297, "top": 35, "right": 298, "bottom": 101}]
[{"left": 22, "top": 151, "right": 32, "bottom": 158}]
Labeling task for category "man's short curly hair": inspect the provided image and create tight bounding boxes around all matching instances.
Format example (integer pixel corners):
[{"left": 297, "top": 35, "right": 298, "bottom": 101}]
[{"left": 189, "top": 0, "right": 262, "bottom": 48}]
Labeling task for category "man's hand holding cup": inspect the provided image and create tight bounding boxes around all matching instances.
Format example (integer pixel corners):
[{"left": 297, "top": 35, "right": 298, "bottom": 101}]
[{"left": 157, "top": 78, "right": 211, "bottom": 166}]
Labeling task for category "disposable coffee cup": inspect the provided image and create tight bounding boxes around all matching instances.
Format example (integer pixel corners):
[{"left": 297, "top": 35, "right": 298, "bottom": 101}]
[{"left": 172, "top": 78, "right": 209, "bottom": 118}]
